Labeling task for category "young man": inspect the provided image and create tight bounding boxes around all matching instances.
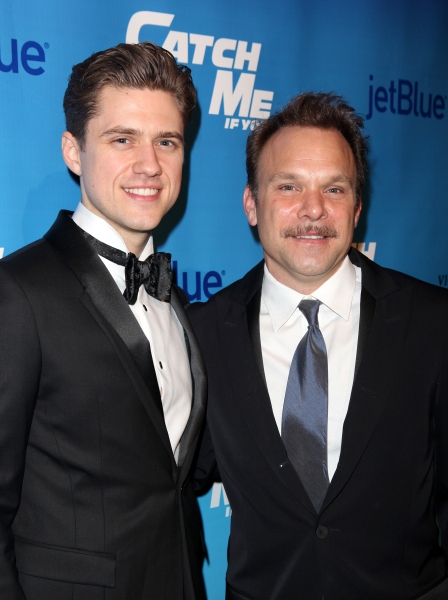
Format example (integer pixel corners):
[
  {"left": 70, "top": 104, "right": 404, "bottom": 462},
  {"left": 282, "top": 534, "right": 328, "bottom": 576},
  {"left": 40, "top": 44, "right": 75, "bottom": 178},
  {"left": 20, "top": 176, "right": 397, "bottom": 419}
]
[
  {"left": 191, "top": 93, "right": 448, "bottom": 600},
  {"left": 0, "top": 43, "right": 206, "bottom": 600}
]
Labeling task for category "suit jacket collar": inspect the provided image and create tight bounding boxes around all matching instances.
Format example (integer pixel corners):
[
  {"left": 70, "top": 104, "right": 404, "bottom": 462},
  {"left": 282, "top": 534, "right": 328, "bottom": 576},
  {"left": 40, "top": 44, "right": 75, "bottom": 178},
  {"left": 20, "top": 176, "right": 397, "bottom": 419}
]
[
  {"left": 227, "top": 251, "right": 407, "bottom": 514},
  {"left": 44, "top": 211, "right": 205, "bottom": 475}
]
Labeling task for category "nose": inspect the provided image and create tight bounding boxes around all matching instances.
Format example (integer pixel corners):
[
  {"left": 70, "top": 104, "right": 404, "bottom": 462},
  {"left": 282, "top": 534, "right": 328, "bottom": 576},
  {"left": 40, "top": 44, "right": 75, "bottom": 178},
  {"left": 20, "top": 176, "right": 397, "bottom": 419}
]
[
  {"left": 296, "top": 190, "right": 326, "bottom": 221},
  {"left": 133, "top": 143, "right": 162, "bottom": 177}
]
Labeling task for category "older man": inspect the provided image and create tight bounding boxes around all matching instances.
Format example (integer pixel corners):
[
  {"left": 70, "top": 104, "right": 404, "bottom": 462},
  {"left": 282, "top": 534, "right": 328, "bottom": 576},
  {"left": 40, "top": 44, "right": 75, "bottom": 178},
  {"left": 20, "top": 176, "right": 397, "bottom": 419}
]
[{"left": 190, "top": 92, "right": 448, "bottom": 600}]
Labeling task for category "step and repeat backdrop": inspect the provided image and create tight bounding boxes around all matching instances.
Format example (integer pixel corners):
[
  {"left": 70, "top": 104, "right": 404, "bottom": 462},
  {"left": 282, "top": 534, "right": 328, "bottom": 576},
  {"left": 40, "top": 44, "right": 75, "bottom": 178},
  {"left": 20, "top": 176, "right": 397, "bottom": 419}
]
[{"left": 1, "top": 0, "right": 448, "bottom": 597}]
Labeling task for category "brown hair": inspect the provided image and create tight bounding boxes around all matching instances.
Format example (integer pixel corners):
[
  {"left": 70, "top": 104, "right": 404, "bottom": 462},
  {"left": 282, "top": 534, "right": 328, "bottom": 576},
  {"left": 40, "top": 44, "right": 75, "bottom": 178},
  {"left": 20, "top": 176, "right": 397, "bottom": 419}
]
[
  {"left": 246, "top": 92, "right": 368, "bottom": 207},
  {"left": 63, "top": 42, "right": 196, "bottom": 149}
]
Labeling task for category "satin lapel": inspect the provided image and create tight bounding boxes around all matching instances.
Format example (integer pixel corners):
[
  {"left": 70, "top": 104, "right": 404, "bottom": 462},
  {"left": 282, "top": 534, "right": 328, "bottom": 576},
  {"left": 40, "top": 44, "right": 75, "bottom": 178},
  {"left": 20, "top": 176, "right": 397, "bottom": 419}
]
[
  {"left": 246, "top": 288, "right": 268, "bottom": 389},
  {"left": 44, "top": 211, "right": 172, "bottom": 456},
  {"left": 172, "top": 288, "right": 207, "bottom": 473},
  {"left": 323, "top": 252, "right": 408, "bottom": 511},
  {"left": 353, "top": 286, "right": 376, "bottom": 379},
  {"left": 221, "top": 265, "right": 316, "bottom": 514}
]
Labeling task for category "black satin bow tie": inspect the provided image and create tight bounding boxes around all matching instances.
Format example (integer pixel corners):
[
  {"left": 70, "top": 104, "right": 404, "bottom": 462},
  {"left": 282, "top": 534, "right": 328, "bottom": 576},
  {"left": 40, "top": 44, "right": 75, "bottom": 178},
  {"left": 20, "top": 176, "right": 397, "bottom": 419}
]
[{"left": 83, "top": 231, "right": 172, "bottom": 305}]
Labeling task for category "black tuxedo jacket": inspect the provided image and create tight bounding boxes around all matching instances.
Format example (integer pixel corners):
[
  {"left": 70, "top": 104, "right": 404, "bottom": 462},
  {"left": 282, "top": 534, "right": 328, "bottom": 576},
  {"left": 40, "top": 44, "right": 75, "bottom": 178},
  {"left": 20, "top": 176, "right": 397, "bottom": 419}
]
[
  {"left": 0, "top": 211, "right": 206, "bottom": 600},
  {"left": 190, "top": 249, "right": 448, "bottom": 600}
]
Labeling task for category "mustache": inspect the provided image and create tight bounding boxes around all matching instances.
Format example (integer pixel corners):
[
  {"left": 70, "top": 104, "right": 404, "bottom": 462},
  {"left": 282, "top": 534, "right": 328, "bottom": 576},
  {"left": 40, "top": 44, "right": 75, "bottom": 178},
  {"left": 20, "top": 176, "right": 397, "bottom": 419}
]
[{"left": 281, "top": 225, "right": 339, "bottom": 239}]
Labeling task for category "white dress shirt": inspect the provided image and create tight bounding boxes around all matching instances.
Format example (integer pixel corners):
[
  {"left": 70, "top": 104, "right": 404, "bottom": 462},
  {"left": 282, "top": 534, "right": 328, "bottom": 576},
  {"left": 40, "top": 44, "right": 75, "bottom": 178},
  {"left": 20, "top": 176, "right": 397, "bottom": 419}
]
[
  {"left": 72, "top": 202, "right": 192, "bottom": 462},
  {"left": 260, "top": 256, "right": 362, "bottom": 480}
]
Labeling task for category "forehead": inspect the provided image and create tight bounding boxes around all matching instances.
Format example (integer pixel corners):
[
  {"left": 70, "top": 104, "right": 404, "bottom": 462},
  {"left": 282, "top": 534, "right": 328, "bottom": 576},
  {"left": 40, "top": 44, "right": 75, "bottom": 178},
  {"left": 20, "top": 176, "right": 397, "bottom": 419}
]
[
  {"left": 258, "top": 126, "right": 355, "bottom": 177},
  {"left": 90, "top": 85, "right": 183, "bottom": 130}
]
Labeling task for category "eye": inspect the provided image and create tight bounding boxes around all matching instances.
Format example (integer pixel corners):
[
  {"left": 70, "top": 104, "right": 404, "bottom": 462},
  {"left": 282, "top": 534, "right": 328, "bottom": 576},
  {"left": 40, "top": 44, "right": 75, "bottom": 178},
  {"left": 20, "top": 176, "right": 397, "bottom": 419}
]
[
  {"left": 327, "top": 187, "right": 342, "bottom": 193},
  {"left": 159, "top": 139, "right": 173, "bottom": 146},
  {"left": 280, "top": 184, "right": 295, "bottom": 191},
  {"left": 115, "top": 138, "right": 129, "bottom": 144}
]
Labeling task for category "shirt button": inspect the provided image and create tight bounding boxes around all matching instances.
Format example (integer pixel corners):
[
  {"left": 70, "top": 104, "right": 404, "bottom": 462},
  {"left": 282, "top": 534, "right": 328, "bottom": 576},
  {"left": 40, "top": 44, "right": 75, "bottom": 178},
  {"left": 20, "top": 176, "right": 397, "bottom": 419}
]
[{"left": 316, "top": 526, "right": 329, "bottom": 539}]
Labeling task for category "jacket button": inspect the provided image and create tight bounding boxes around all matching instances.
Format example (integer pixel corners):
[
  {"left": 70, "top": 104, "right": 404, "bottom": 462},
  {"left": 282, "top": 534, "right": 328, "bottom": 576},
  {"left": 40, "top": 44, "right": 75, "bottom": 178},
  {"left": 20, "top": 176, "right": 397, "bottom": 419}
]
[{"left": 316, "top": 526, "right": 329, "bottom": 538}]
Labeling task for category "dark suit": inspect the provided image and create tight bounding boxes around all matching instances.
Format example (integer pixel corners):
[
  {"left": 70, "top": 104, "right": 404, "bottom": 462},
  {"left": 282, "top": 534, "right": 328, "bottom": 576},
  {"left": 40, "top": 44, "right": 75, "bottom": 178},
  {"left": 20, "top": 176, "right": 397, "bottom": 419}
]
[
  {"left": 0, "top": 211, "right": 206, "bottom": 600},
  {"left": 190, "top": 249, "right": 448, "bottom": 600}
]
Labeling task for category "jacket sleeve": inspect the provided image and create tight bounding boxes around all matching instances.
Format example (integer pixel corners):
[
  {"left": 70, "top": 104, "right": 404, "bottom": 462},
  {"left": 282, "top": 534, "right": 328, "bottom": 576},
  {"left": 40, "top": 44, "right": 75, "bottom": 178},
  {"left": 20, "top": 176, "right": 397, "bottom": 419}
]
[
  {"left": 0, "top": 267, "right": 41, "bottom": 599},
  {"left": 434, "top": 327, "right": 448, "bottom": 558},
  {"left": 193, "top": 420, "right": 220, "bottom": 494}
]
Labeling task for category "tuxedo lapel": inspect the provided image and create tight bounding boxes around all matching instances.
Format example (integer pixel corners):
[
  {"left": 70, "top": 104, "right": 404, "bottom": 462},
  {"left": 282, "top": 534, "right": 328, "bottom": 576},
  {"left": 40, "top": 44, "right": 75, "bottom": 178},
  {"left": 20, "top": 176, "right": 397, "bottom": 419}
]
[
  {"left": 44, "top": 211, "right": 172, "bottom": 456},
  {"left": 222, "top": 263, "right": 316, "bottom": 514},
  {"left": 323, "top": 250, "right": 408, "bottom": 510},
  {"left": 172, "top": 288, "right": 207, "bottom": 472}
]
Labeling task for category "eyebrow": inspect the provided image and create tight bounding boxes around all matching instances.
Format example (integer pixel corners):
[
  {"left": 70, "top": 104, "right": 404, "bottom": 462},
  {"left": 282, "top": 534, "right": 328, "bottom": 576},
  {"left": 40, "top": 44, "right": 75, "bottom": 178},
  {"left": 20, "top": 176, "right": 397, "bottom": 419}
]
[
  {"left": 268, "top": 172, "right": 354, "bottom": 186},
  {"left": 100, "top": 127, "right": 184, "bottom": 143}
]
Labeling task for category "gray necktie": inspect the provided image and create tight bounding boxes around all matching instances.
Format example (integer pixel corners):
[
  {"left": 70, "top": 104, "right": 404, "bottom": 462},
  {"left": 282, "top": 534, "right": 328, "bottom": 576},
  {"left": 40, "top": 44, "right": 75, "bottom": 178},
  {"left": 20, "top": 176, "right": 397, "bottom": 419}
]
[{"left": 281, "top": 298, "right": 329, "bottom": 512}]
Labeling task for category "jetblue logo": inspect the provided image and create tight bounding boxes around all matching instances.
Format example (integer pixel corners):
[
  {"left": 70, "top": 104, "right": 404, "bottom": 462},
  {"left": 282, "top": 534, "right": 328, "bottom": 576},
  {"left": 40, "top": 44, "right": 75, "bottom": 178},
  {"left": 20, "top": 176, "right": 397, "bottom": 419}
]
[
  {"left": 0, "top": 38, "right": 47, "bottom": 76},
  {"left": 126, "top": 11, "right": 274, "bottom": 130},
  {"left": 173, "top": 260, "right": 225, "bottom": 301},
  {"left": 366, "top": 75, "right": 445, "bottom": 120},
  {"left": 210, "top": 483, "right": 231, "bottom": 517},
  {"left": 352, "top": 242, "right": 376, "bottom": 261}
]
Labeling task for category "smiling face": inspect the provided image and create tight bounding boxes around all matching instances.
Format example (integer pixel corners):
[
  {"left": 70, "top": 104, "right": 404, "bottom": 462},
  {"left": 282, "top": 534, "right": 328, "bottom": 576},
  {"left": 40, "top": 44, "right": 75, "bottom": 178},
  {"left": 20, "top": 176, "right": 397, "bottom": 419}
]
[
  {"left": 62, "top": 86, "right": 184, "bottom": 255},
  {"left": 244, "top": 126, "right": 361, "bottom": 294}
]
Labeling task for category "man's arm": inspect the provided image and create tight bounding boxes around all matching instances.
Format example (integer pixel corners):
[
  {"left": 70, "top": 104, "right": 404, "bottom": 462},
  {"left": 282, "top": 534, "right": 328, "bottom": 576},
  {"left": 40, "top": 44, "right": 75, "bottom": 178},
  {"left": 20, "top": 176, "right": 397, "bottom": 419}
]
[
  {"left": 193, "top": 420, "right": 220, "bottom": 494},
  {"left": 0, "top": 266, "right": 41, "bottom": 599},
  {"left": 434, "top": 329, "right": 448, "bottom": 557}
]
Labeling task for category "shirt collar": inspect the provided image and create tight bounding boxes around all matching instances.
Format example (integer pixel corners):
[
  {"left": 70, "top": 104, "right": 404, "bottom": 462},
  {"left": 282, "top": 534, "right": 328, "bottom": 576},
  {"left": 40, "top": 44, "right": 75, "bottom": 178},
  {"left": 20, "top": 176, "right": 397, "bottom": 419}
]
[
  {"left": 71, "top": 201, "right": 154, "bottom": 260},
  {"left": 262, "top": 255, "right": 357, "bottom": 331}
]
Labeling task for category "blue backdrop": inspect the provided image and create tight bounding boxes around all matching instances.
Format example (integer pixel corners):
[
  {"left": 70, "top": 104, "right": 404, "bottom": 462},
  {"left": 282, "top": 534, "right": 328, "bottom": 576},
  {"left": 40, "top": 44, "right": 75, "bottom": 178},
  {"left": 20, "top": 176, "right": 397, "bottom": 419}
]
[{"left": 1, "top": 1, "right": 448, "bottom": 597}]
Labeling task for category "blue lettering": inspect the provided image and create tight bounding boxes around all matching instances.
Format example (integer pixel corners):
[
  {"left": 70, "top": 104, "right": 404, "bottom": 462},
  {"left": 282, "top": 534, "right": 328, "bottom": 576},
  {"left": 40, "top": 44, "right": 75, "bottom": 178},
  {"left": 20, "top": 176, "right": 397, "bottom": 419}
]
[
  {"left": 182, "top": 271, "right": 201, "bottom": 301},
  {"left": 203, "top": 271, "right": 222, "bottom": 298},
  {"left": 366, "top": 75, "right": 373, "bottom": 120},
  {"left": 374, "top": 86, "right": 388, "bottom": 113},
  {"left": 172, "top": 260, "right": 224, "bottom": 301},
  {"left": 21, "top": 41, "right": 45, "bottom": 76},
  {"left": 0, "top": 38, "right": 45, "bottom": 75},
  {"left": 420, "top": 92, "right": 432, "bottom": 118},
  {"left": 433, "top": 95, "right": 445, "bottom": 119},
  {"left": 397, "top": 79, "right": 412, "bottom": 115},
  {"left": 367, "top": 75, "right": 445, "bottom": 120},
  {"left": 0, "top": 38, "right": 18, "bottom": 73}
]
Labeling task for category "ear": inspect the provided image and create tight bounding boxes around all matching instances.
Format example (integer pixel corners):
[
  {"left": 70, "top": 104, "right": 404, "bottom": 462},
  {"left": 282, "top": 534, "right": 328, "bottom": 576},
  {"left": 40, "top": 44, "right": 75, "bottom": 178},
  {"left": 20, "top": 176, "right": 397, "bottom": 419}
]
[
  {"left": 243, "top": 185, "right": 258, "bottom": 226},
  {"left": 62, "top": 131, "right": 82, "bottom": 176},
  {"left": 354, "top": 198, "right": 362, "bottom": 227}
]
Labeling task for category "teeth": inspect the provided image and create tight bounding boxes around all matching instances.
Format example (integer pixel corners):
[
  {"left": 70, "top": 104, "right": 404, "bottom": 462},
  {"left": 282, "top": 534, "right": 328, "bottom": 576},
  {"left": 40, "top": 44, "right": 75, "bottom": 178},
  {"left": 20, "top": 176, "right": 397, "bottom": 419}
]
[
  {"left": 124, "top": 188, "right": 158, "bottom": 196},
  {"left": 296, "top": 235, "right": 325, "bottom": 239}
]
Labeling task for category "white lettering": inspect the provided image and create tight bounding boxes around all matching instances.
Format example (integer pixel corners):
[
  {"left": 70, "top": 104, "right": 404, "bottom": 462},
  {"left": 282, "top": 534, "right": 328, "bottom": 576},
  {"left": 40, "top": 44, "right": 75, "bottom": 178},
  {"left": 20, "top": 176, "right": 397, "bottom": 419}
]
[
  {"left": 212, "top": 38, "right": 237, "bottom": 69},
  {"left": 189, "top": 33, "right": 214, "bottom": 65},
  {"left": 209, "top": 70, "right": 255, "bottom": 117},
  {"left": 242, "top": 119, "right": 252, "bottom": 130},
  {"left": 234, "top": 41, "right": 262, "bottom": 72},
  {"left": 250, "top": 89, "right": 274, "bottom": 118},
  {"left": 0, "top": 248, "right": 4, "bottom": 259},
  {"left": 224, "top": 117, "right": 230, "bottom": 129},
  {"left": 210, "top": 483, "right": 229, "bottom": 508},
  {"left": 126, "top": 11, "right": 174, "bottom": 43},
  {"left": 230, "top": 118, "right": 239, "bottom": 129},
  {"left": 163, "top": 30, "right": 189, "bottom": 62}
]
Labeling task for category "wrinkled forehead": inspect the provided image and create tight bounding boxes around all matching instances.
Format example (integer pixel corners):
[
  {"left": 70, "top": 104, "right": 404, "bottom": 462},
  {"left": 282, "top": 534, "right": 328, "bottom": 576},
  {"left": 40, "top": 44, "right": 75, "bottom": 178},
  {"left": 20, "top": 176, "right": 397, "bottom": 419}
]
[{"left": 254, "top": 126, "right": 356, "bottom": 191}]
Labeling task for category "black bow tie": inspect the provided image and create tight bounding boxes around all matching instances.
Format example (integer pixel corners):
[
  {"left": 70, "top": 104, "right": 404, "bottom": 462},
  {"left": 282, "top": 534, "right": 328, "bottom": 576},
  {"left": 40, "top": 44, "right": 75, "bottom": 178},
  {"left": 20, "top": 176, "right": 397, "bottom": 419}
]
[{"left": 83, "top": 231, "right": 172, "bottom": 305}]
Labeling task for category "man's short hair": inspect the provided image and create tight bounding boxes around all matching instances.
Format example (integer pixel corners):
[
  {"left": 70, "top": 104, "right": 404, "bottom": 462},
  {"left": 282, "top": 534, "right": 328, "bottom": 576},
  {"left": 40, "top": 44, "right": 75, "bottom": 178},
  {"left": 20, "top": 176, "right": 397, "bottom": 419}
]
[
  {"left": 63, "top": 42, "right": 196, "bottom": 149},
  {"left": 246, "top": 92, "right": 368, "bottom": 208}
]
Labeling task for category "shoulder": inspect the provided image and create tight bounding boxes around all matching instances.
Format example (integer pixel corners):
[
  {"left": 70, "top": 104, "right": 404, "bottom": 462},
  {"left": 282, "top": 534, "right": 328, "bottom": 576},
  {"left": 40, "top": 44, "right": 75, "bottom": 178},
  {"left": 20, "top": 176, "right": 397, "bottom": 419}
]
[
  {"left": 188, "top": 260, "right": 264, "bottom": 321},
  {"left": 352, "top": 248, "right": 448, "bottom": 319}
]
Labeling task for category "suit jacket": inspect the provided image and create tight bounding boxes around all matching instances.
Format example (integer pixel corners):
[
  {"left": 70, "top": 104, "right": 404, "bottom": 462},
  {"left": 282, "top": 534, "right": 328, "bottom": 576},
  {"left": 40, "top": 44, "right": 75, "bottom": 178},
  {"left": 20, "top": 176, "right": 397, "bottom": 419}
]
[
  {"left": 0, "top": 211, "right": 207, "bottom": 600},
  {"left": 189, "top": 249, "right": 448, "bottom": 600}
]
